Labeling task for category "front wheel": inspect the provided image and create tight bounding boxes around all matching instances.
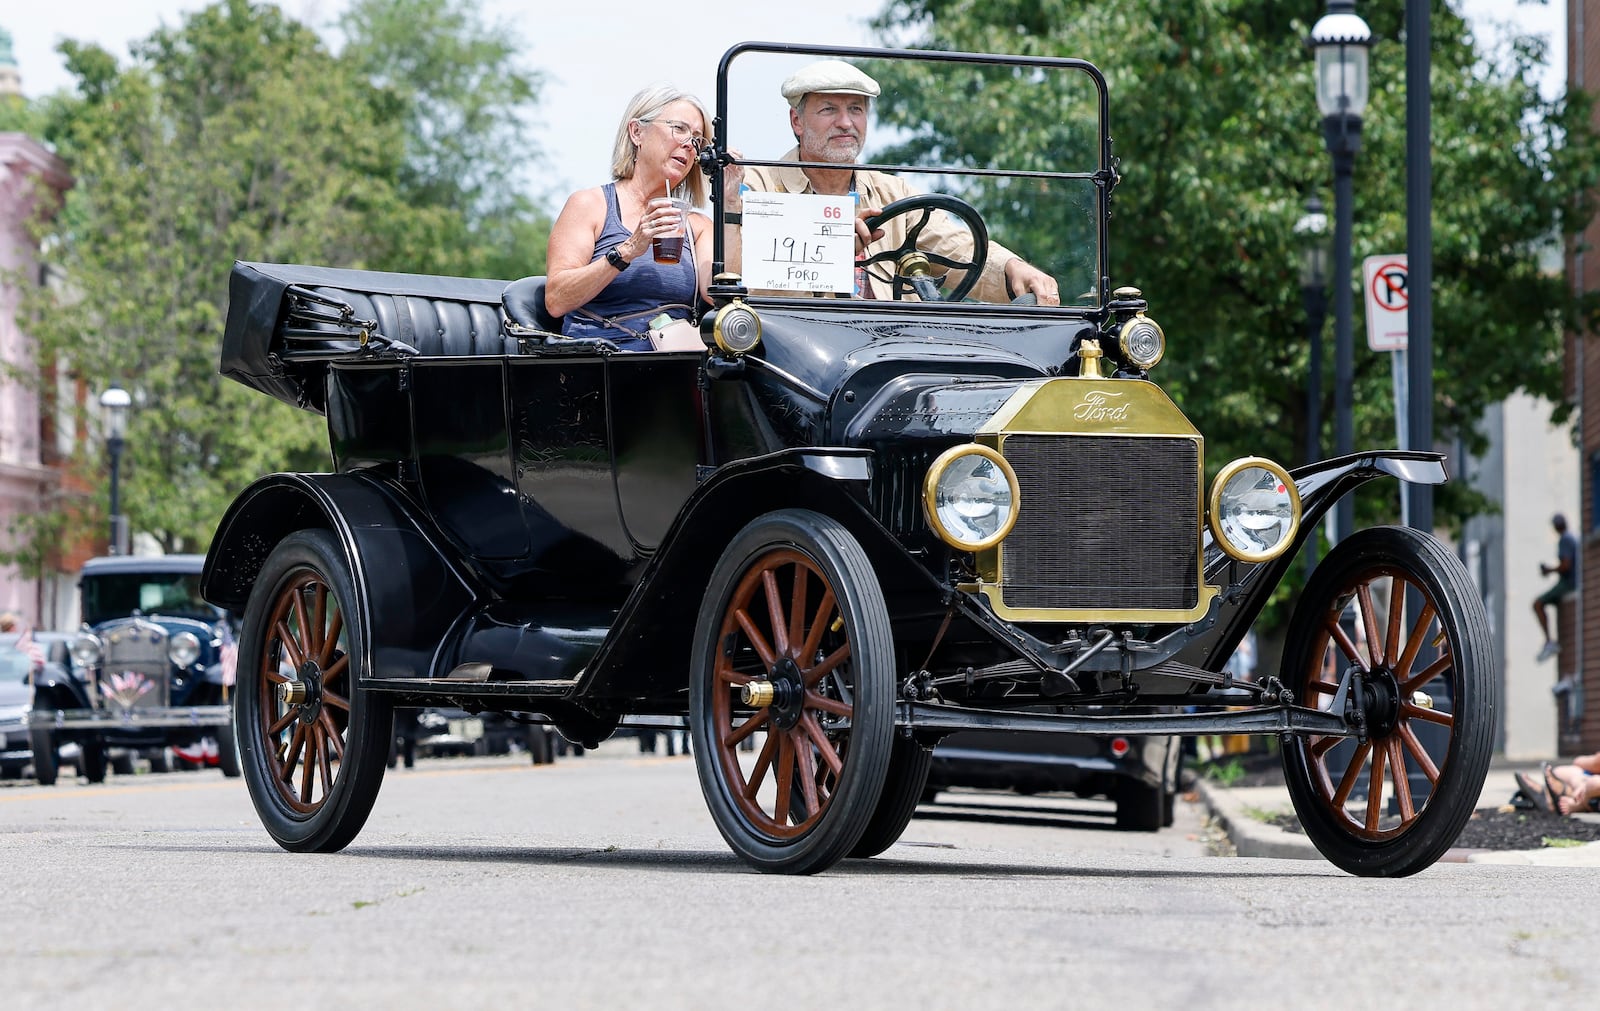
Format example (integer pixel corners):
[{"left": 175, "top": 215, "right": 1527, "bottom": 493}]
[
  {"left": 235, "top": 530, "right": 394, "bottom": 852},
  {"left": 29, "top": 727, "right": 57, "bottom": 786},
  {"left": 1281, "top": 526, "right": 1495, "bottom": 877},
  {"left": 690, "top": 510, "right": 895, "bottom": 874}
]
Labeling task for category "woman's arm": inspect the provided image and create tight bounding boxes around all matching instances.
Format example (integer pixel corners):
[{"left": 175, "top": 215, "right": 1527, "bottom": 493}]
[
  {"left": 691, "top": 210, "right": 716, "bottom": 305},
  {"left": 545, "top": 188, "right": 650, "bottom": 318}
]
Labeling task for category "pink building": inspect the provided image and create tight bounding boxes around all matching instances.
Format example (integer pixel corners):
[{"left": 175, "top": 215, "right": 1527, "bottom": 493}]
[{"left": 0, "top": 131, "right": 72, "bottom": 626}]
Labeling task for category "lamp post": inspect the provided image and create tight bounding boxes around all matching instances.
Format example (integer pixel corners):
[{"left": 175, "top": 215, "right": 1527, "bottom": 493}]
[
  {"left": 1295, "top": 196, "right": 1329, "bottom": 571},
  {"left": 1310, "top": 0, "right": 1371, "bottom": 547},
  {"left": 99, "top": 386, "right": 131, "bottom": 556}
]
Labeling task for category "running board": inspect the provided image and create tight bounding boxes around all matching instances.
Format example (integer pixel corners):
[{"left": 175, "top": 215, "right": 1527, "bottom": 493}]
[
  {"left": 362, "top": 677, "right": 578, "bottom": 699},
  {"left": 897, "top": 701, "right": 1353, "bottom": 738}
]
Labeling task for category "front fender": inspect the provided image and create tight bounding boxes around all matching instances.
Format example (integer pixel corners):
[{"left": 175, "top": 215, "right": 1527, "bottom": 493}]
[
  {"left": 201, "top": 471, "right": 479, "bottom": 681},
  {"left": 576, "top": 447, "right": 931, "bottom": 703},
  {"left": 1175, "top": 450, "right": 1450, "bottom": 671}
]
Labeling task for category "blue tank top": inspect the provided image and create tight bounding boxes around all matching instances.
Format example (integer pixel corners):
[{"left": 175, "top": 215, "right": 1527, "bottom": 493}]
[{"left": 563, "top": 183, "right": 697, "bottom": 349}]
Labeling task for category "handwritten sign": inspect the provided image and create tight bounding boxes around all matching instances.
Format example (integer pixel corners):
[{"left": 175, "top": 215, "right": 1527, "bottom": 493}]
[{"left": 740, "top": 190, "right": 855, "bottom": 294}]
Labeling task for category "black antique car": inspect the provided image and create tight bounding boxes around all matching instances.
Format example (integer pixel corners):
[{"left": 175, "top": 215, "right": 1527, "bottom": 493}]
[
  {"left": 202, "top": 43, "right": 1493, "bottom": 876},
  {"left": 29, "top": 554, "right": 240, "bottom": 783}
]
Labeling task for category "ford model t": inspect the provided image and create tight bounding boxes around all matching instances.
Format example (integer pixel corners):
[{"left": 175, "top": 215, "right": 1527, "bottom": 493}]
[
  {"left": 203, "top": 44, "right": 1493, "bottom": 876},
  {"left": 29, "top": 554, "right": 240, "bottom": 783}
]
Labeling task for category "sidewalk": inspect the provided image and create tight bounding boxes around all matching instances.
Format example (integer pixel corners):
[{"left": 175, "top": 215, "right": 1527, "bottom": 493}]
[{"left": 1194, "top": 760, "right": 1600, "bottom": 866}]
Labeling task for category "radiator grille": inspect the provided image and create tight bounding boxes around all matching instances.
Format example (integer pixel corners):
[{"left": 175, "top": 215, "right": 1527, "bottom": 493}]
[
  {"left": 1000, "top": 434, "right": 1200, "bottom": 611},
  {"left": 99, "top": 626, "right": 173, "bottom": 709}
]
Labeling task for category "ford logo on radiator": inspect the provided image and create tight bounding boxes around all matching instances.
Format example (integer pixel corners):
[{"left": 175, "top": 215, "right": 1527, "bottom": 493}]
[{"left": 1072, "top": 390, "right": 1130, "bottom": 423}]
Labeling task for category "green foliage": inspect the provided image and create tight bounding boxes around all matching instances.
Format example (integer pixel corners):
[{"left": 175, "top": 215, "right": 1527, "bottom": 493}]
[
  {"left": 869, "top": 0, "right": 1600, "bottom": 537},
  {"left": 17, "top": 0, "right": 548, "bottom": 556}
]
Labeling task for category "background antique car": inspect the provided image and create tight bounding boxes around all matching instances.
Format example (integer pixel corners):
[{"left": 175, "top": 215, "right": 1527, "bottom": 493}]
[
  {"left": 29, "top": 555, "right": 240, "bottom": 784},
  {"left": 202, "top": 43, "right": 1493, "bottom": 877}
]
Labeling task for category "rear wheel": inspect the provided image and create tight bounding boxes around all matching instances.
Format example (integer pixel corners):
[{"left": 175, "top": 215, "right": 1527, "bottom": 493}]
[
  {"left": 80, "top": 739, "right": 108, "bottom": 783},
  {"left": 690, "top": 510, "right": 895, "bottom": 874},
  {"left": 1115, "top": 780, "right": 1165, "bottom": 832},
  {"left": 1281, "top": 526, "right": 1494, "bottom": 877},
  {"left": 111, "top": 750, "right": 137, "bottom": 777},
  {"left": 236, "top": 530, "right": 394, "bottom": 852},
  {"left": 217, "top": 721, "right": 242, "bottom": 778},
  {"left": 849, "top": 737, "right": 933, "bottom": 858}
]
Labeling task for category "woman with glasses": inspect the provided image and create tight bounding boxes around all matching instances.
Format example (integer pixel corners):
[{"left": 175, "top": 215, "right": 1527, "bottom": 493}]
[{"left": 545, "top": 85, "right": 720, "bottom": 348}]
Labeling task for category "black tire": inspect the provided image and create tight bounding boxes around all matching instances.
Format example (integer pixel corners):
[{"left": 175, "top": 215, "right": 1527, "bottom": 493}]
[
  {"left": 146, "top": 748, "right": 172, "bottom": 774},
  {"left": 689, "top": 509, "right": 895, "bottom": 874},
  {"left": 29, "top": 727, "right": 57, "bottom": 786},
  {"left": 1280, "top": 526, "right": 1495, "bottom": 877},
  {"left": 1115, "top": 780, "right": 1165, "bottom": 832},
  {"left": 527, "top": 726, "right": 554, "bottom": 765},
  {"left": 849, "top": 737, "right": 933, "bottom": 858},
  {"left": 80, "top": 739, "right": 108, "bottom": 783},
  {"left": 217, "top": 721, "right": 242, "bottom": 778},
  {"left": 235, "top": 529, "right": 394, "bottom": 853},
  {"left": 111, "top": 750, "right": 137, "bottom": 777}
]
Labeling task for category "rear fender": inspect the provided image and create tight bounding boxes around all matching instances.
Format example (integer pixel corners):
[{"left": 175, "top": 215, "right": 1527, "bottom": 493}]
[
  {"left": 201, "top": 472, "right": 478, "bottom": 681},
  {"left": 1175, "top": 450, "right": 1448, "bottom": 671}
]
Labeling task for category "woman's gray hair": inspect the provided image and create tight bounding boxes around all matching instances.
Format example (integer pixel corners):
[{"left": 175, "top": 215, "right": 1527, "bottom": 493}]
[{"left": 611, "top": 84, "right": 713, "bottom": 207}]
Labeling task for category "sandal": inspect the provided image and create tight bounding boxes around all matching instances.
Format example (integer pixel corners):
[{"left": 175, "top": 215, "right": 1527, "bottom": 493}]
[
  {"left": 1516, "top": 771, "right": 1555, "bottom": 813},
  {"left": 1543, "top": 763, "right": 1576, "bottom": 809}
]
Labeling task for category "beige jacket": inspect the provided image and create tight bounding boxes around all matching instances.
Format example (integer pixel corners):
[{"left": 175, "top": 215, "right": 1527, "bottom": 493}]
[{"left": 740, "top": 149, "right": 1017, "bottom": 302}]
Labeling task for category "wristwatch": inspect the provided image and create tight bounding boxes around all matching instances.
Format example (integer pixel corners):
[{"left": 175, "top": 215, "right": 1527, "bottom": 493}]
[{"left": 605, "top": 247, "right": 629, "bottom": 271}]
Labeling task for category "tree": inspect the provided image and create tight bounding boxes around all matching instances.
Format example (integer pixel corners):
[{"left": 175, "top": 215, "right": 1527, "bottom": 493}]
[
  {"left": 868, "top": 0, "right": 1600, "bottom": 529},
  {"left": 19, "top": 0, "right": 550, "bottom": 555}
]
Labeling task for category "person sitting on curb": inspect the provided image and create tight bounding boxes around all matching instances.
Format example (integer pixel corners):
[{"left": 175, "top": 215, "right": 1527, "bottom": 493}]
[
  {"left": 1516, "top": 751, "right": 1600, "bottom": 815},
  {"left": 1534, "top": 513, "right": 1577, "bottom": 663}
]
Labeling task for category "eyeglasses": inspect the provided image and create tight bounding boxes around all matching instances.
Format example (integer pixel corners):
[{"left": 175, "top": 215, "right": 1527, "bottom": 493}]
[{"left": 649, "top": 118, "right": 707, "bottom": 154}]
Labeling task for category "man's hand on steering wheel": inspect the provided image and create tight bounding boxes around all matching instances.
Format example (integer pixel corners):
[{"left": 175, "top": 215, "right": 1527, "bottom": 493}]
[
  {"left": 1004, "top": 258, "right": 1062, "bottom": 306},
  {"left": 860, "top": 193, "right": 990, "bottom": 302}
]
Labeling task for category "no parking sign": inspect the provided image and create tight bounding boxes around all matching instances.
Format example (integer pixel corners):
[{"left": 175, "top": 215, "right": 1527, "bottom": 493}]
[{"left": 1362, "top": 254, "right": 1409, "bottom": 352}]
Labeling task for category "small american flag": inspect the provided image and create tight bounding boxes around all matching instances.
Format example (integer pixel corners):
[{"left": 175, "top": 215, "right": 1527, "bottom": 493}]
[
  {"left": 219, "top": 624, "right": 238, "bottom": 687},
  {"left": 16, "top": 625, "right": 45, "bottom": 674}
]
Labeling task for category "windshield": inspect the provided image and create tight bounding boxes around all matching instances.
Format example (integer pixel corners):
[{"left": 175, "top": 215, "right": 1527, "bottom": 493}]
[
  {"left": 81, "top": 570, "right": 222, "bottom": 626},
  {"left": 715, "top": 45, "right": 1107, "bottom": 308}
]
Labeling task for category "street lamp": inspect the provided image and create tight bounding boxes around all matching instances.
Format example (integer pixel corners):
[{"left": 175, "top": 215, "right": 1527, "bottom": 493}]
[
  {"left": 1310, "top": 0, "right": 1371, "bottom": 546},
  {"left": 1295, "top": 195, "right": 1329, "bottom": 571},
  {"left": 99, "top": 385, "right": 131, "bottom": 556}
]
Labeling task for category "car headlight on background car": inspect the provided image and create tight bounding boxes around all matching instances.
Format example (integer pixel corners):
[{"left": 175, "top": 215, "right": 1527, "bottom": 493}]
[
  {"left": 923, "top": 444, "right": 1020, "bottom": 551},
  {"left": 1117, "top": 312, "right": 1165, "bottom": 370},
  {"left": 1209, "top": 457, "right": 1301, "bottom": 562},
  {"left": 70, "top": 634, "right": 103, "bottom": 668},
  {"left": 168, "top": 631, "right": 202, "bottom": 668}
]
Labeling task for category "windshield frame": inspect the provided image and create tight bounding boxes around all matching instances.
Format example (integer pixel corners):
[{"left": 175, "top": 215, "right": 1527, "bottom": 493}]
[{"left": 710, "top": 42, "right": 1113, "bottom": 312}]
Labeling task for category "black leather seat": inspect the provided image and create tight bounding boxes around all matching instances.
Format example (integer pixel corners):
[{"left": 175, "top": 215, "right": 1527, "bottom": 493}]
[
  {"left": 502, "top": 276, "right": 563, "bottom": 334},
  {"left": 307, "top": 286, "right": 518, "bottom": 356}
]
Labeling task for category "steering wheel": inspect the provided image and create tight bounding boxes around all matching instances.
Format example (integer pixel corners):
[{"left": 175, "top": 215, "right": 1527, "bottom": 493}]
[{"left": 861, "top": 194, "right": 989, "bottom": 302}]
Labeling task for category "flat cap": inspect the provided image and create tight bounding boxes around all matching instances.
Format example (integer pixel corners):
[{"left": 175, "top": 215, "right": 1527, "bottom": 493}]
[{"left": 780, "top": 59, "right": 881, "bottom": 108}]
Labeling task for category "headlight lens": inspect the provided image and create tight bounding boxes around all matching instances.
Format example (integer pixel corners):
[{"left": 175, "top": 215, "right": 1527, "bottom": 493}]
[
  {"left": 70, "top": 634, "right": 103, "bottom": 668},
  {"left": 924, "top": 445, "right": 1020, "bottom": 551},
  {"left": 1209, "top": 457, "right": 1300, "bottom": 562},
  {"left": 1118, "top": 313, "right": 1165, "bottom": 369},
  {"left": 712, "top": 300, "right": 762, "bottom": 355},
  {"left": 168, "top": 631, "right": 202, "bottom": 668}
]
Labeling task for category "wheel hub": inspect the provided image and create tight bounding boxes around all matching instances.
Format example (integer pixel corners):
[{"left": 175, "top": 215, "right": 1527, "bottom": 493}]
[
  {"left": 1360, "top": 666, "right": 1402, "bottom": 739},
  {"left": 280, "top": 659, "right": 325, "bottom": 722},
  {"left": 766, "top": 658, "right": 806, "bottom": 731}
]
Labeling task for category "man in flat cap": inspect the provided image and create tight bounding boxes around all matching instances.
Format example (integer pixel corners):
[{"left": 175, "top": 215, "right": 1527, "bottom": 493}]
[{"left": 726, "top": 59, "right": 1060, "bottom": 304}]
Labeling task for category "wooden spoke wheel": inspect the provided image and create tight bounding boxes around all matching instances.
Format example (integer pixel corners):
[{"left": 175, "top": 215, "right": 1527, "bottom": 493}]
[
  {"left": 1282, "top": 526, "right": 1494, "bottom": 877},
  {"left": 236, "top": 530, "right": 393, "bottom": 853},
  {"left": 691, "top": 510, "right": 895, "bottom": 874}
]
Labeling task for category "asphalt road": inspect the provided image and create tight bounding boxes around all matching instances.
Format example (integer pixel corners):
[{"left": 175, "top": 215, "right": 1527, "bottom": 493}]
[{"left": 2, "top": 742, "right": 1593, "bottom": 1009}]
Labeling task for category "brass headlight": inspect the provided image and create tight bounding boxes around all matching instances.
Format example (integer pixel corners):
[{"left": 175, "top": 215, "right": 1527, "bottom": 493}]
[
  {"left": 1118, "top": 313, "right": 1165, "bottom": 369},
  {"left": 1209, "top": 457, "right": 1301, "bottom": 562},
  {"left": 923, "top": 445, "right": 1020, "bottom": 551},
  {"left": 711, "top": 300, "right": 762, "bottom": 355}
]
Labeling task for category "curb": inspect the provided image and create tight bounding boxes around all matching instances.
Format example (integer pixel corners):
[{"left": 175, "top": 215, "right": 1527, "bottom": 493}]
[
  {"left": 1194, "top": 777, "right": 1600, "bottom": 866},
  {"left": 1193, "top": 779, "right": 1317, "bottom": 860}
]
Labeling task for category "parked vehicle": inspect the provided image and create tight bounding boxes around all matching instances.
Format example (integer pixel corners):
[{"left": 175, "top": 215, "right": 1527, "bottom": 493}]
[
  {"left": 203, "top": 43, "right": 1494, "bottom": 876},
  {"left": 926, "top": 726, "right": 1181, "bottom": 831},
  {"left": 0, "top": 637, "right": 40, "bottom": 778},
  {"left": 29, "top": 555, "right": 241, "bottom": 784}
]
